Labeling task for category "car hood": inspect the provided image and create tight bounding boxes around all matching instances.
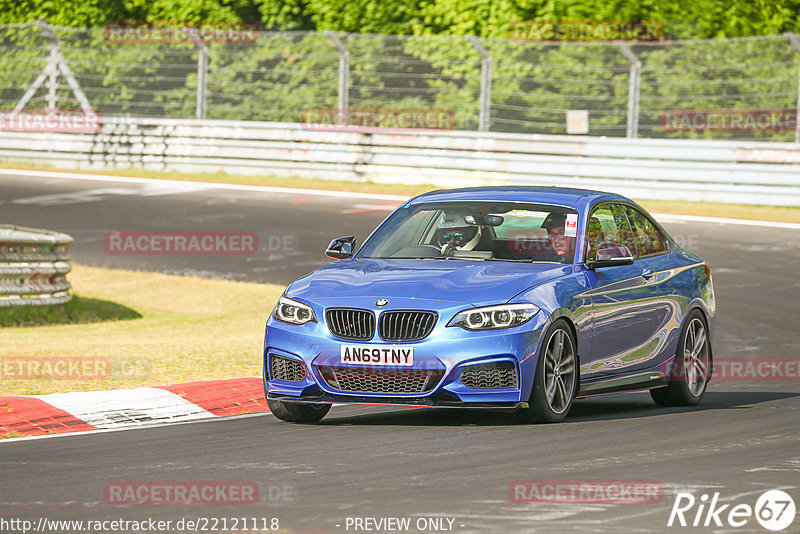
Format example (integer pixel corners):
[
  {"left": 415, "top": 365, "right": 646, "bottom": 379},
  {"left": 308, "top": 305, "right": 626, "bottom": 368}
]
[{"left": 286, "top": 258, "right": 572, "bottom": 307}]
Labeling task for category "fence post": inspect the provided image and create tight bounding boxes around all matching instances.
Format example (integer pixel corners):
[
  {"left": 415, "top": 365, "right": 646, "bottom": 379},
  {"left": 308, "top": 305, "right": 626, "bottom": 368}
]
[
  {"left": 784, "top": 32, "right": 800, "bottom": 144},
  {"left": 325, "top": 31, "right": 349, "bottom": 125},
  {"left": 15, "top": 21, "right": 93, "bottom": 113},
  {"left": 46, "top": 46, "right": 58, "bottom": 109},
  {"left": 467, "top": 35, "right": 491, "bottom": 132},
  {"left": 619, "top": 43, "right": 641, "bottom": 139},
  {"left": 196, "top": 44, "right": 208, "bottom": 120}
]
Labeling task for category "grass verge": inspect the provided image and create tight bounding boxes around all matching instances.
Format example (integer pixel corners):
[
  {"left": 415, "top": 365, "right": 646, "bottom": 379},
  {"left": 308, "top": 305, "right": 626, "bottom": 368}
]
[
  {"left": 0, "top": 264, "right": 284, "bottom": 396},
  {"left": 3, "top": 161, "right": 799, "bottom": 223}
]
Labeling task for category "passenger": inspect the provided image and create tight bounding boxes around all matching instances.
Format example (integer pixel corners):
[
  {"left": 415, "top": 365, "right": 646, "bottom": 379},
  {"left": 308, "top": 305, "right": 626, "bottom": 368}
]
[{"left": 541, "top": 212, "right": 574, "bottom": 263}]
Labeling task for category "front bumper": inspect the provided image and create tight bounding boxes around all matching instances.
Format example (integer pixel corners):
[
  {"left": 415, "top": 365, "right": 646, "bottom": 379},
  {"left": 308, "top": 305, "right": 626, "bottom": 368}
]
[
  {"left": 263, "top": 306, "right": 548, "bottom": 407},
  {"left": 266, "top": 391, "right": 526, "bottom": 411}
]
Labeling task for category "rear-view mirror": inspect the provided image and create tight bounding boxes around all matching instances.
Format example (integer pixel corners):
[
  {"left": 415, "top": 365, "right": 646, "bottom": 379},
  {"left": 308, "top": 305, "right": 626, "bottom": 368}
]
[{"left": 465, "top": 214, "right": 504, "bottom": 226}]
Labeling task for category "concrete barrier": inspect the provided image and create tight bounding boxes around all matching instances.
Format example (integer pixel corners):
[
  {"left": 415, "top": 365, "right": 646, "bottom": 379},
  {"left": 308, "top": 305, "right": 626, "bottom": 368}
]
[
  {"left": 0, "top": 225, "right": 73, "bottom": 307},
  {"left": 1, "top": 116, "right": 800, "bottom": 206}
]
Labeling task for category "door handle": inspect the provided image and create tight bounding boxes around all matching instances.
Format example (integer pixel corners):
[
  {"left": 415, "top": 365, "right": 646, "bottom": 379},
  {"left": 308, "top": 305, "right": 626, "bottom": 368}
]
[{"left": 641, "top": 268, "right": 655, "bottom": 280}]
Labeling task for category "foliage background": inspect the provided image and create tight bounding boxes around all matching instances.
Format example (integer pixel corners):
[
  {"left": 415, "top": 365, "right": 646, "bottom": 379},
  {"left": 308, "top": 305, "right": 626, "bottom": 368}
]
[
  {"left": 3, "top": 0, "right": 800, "bottom": 38},
  {"left": 0, "top": 0, "right": 798, "bottom": 139}
]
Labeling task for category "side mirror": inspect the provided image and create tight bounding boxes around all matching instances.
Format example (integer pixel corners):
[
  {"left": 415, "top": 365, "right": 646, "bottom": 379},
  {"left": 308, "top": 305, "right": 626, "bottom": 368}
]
[
  {"left": 584, "top": 243, "right": 635, "bottom": 269},
  {"left": 325, "top": 236, "right": 356, "bottom": 259}
]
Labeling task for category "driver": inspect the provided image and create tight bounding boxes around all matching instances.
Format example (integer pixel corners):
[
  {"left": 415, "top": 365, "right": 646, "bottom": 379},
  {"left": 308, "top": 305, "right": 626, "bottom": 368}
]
[
  {"left": 437, "top": 212, "right": 481, "bottom": 257},
  {"left": 541, "top": 212, "right": 574, "bottom": 263}
]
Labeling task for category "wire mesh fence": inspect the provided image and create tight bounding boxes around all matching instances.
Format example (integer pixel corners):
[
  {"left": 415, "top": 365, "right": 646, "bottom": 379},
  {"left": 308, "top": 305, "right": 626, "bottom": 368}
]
[{"left": 0, "top": 22, "right": 799, "bottom": 141}]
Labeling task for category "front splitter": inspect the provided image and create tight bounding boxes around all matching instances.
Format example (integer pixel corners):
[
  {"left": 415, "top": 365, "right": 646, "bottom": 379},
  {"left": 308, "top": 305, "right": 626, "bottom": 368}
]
[{"left": 267, "top": 392, "right": 524, "bottom": 411}]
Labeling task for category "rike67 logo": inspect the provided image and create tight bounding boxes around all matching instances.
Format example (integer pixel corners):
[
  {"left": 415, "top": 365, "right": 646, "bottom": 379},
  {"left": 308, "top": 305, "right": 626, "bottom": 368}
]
[{"left": 669, "top": 490, "right": 795, "bottom": 531}]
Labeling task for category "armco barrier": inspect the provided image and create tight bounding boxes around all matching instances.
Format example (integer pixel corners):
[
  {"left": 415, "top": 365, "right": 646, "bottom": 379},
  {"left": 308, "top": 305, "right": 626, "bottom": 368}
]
[
  {"left": 0, "top": 225, "right": 73, "bottom": 307},
  {"left": 1, "top": 117, "right": 800, "bottom": 206}
]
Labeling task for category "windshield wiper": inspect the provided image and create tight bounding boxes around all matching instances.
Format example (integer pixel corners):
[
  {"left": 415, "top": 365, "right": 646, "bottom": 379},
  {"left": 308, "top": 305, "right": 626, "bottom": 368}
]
[
  {"left": 382, "top": 256, "right": 482, "bottom": 261},
  {"left": 374, "top": 256, "right": 502, "bottom": 261},
  {"left": 382, "top": 256, "right": 441, "bottom": 260},
  {"left": 484, "top": 258, "right": 534, "bottom": 262}
]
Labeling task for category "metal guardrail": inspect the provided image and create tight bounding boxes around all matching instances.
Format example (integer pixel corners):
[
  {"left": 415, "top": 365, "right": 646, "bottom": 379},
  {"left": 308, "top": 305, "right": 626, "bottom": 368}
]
[
  {"left": 0, "top": 225, "right": 73, "bottom": 307},
  {"left": 1, "top": 116, "right": 800, "bottom": 206}
]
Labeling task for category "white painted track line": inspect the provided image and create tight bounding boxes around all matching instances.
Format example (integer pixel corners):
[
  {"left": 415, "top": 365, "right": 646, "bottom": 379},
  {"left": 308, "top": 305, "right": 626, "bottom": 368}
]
[
  {"left": 0, "top": 168, "right": 408, "bottom": 201},
  {"left": 2, "top": 168, "right": 799, "bottom": 229}
]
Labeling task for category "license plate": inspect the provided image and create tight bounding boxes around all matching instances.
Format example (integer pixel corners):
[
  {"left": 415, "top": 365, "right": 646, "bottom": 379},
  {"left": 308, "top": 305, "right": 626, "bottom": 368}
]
[{"left": 340, "top": 345, "right": 414, "bottom": 366}]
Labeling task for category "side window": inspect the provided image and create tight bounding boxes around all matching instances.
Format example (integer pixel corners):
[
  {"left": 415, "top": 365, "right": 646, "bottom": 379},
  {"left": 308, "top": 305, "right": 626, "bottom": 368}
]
[
  {"left": 586, "top": 204, "right": 638, "bottom": 260},
  {"left": 611, "top": 204, "right": 638, "bottom": 257},
  {"left": 624, "top": 206, "right": 668, "bottom": 257}
]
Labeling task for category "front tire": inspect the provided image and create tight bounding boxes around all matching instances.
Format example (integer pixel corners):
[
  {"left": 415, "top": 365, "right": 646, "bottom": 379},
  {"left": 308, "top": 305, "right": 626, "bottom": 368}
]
[
  {"left": 650, "top": 309, "right": 711, "bottom": 407},
  {"left": 519, "top": 319, "right": 578, "bottom": 423},
  {"left": 267, "top": 398, "right": 331, "bottom": 423}
]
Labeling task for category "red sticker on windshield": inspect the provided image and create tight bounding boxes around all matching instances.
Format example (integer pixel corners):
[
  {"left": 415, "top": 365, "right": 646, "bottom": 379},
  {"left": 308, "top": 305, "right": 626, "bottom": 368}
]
[{"left": 565, "top": 214, "right": 578, "bottom": 237}]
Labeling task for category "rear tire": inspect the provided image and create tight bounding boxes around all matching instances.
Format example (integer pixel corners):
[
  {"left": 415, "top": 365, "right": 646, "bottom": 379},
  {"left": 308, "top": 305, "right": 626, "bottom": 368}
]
[
  {"left": 650, "top": 309, "right": 711, "bottom": 407},
  {"left": 267, "top": 398, "right": 331, "bottom": 423},
  {"left": 519, "top": 319, "right": 578, "bottom": 424}
]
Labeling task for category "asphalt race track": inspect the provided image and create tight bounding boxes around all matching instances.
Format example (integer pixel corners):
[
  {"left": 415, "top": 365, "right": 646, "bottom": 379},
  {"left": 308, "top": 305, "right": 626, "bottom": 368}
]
[{"left": 1, "top": 172, "right": 799, "bottom": 533}]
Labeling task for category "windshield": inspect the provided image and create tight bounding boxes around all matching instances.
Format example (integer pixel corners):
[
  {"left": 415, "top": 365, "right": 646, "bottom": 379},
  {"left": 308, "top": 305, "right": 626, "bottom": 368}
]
[{"left": 358, "top": 202, "right": 578, "bottom": 263}]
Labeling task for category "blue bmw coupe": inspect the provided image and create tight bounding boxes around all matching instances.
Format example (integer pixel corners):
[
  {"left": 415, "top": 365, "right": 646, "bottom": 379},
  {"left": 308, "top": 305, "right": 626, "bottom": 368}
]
[{"left": 264, "top": 187, "right": 715, "bottom": 423}]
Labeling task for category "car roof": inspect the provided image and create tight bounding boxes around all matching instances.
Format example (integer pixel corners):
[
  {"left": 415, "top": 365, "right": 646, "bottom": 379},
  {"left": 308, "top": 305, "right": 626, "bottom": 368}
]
[{"left": 406, "top": 186, "right": 630, "bottom": 209}]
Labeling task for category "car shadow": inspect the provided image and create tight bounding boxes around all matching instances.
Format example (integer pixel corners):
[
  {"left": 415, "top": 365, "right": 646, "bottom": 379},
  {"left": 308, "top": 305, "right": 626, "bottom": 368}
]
[
  {"left": 567, "top": 390, "right": 800, "bottom": 422},
  {"left": 315, "top": 390, "right": 800, "bottom": 427}
]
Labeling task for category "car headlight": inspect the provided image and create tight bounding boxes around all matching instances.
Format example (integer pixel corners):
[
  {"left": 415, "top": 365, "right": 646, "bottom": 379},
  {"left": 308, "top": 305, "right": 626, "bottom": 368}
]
[
  {"left": 447, "top": 303, "right": 539, "bottom": 331},
  {"left": 273, "top": 296, "right": 317, "bottom": 325}
]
